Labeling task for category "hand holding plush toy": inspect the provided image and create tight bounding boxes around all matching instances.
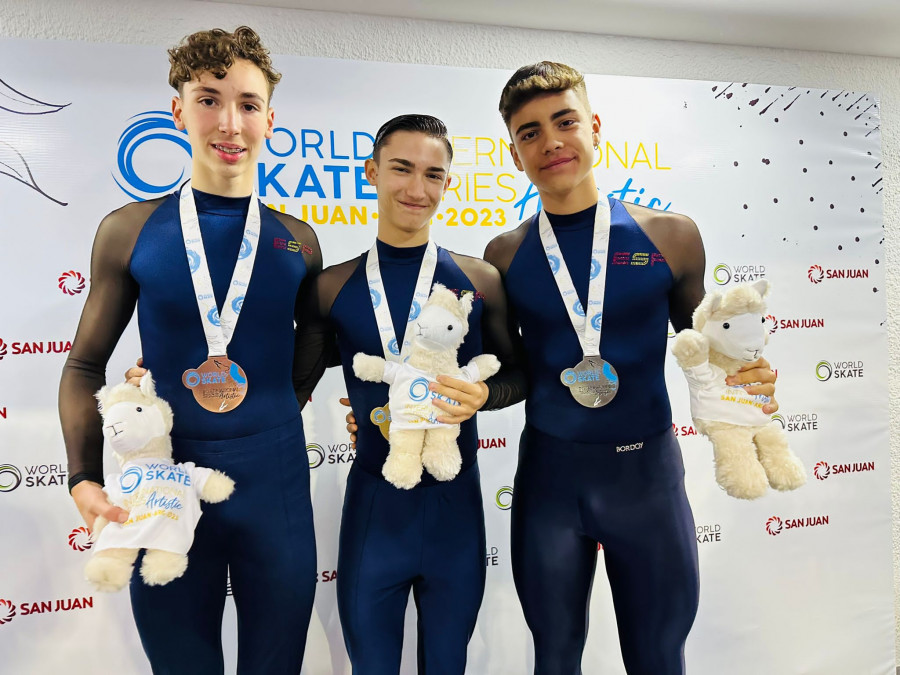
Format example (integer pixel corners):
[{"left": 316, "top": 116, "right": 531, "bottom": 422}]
[
  {"left": 84, "top": 373, "right": 234, "bottom": 592},
  {"left": 671, "top": 280, "right": 805, "bottom": 500},
  {"left": 353, "top": 283, "right": 500, "bottom": 489}
]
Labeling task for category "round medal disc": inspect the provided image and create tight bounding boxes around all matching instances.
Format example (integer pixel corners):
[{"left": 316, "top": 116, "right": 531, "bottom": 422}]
[
  {"left": 370, "top": 403, "right": 391, "bottom": 440},
  {"left": 560, "top": 357, "right": 619, "bottom": 408},
  {"left": 182, "top": 356, "right": 248, "bottom": 413}
]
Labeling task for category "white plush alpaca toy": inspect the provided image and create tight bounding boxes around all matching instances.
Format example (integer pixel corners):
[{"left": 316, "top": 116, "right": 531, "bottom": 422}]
[
  {"left": 353, "top": 283, "right": 501, "bottom": 489},
  {"left": 671, "top": 280, "right": 806, "bottom": 500},
  {"left": 84, "top": 373, "right": 234, "bottom": 591}
]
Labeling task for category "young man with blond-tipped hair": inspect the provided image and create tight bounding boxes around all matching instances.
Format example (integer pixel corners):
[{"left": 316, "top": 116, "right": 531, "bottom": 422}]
[
  {"left": 60, "top": 27, "right": 320, "bottom": 673},
  {"left": 484, "top": 62, "right": 778, "bottom": 674}
]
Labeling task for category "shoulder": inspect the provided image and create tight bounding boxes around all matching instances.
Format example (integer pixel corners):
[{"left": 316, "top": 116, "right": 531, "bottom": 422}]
[
  {"left": 98, "top": 196, "right": 168, "bottom": 233},
  {"left": 621, "top": 202, "right": 701, "bottom": 248},
  {"left": 266, "top": 208, "right": 319, "bottom": 246},
  {"left": 483, "top": 217, "right": 532, "bottom": 274},
  {"left": 320, "top": 255, "right": 363, "bottom": 283}
]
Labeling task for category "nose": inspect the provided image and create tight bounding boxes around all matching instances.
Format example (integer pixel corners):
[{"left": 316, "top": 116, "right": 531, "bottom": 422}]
[
  {"left": 405, "top": 173, "right": 426, "bottom": 200},
  {"left": 219, "top": 104, "right": 240, "bottom": 135},
  {"left": 542, "top": 131, "right": 563, "bottom": 154}
]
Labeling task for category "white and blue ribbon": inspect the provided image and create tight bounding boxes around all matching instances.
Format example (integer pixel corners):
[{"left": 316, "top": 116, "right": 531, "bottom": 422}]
[
  {"left": 365, "top": 240, "right": 438, "bottom": 362},
  {"left": 179, "top": 179, "right": 260, "bottom": 357},
  {"left": 538, "top": 197, "right": 611, "bottom": 358}
]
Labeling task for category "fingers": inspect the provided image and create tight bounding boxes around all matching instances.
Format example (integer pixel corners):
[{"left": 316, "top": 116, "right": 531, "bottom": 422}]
[
  {"left": 102, "top": 503, "right": 130, "bottom": 524},
  {"left": 71, "top": 481, "right": 129, "bottom": 531},
  {"left": 339, "top": 398, "right": 357, "bottom": 448},
  {"left": 124, "top": 366, "right": 148, "bottom": 386},
  {"left": 762, "top": 395, "right": 779, "bottom": 415},
  {"left": 431, "top": 380, "right": 489, "bottom": 424}
]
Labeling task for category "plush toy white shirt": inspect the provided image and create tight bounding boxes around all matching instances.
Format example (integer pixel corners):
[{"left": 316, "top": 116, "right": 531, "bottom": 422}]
[
  {"left": 97, "top": 457, "right": 213, "bottom": 555},
  {"left": 682, "top": 362, "right": 773, "bottom": 426},
  {"left": 383, "top": 361, "right": 481, "bottom": 429}
]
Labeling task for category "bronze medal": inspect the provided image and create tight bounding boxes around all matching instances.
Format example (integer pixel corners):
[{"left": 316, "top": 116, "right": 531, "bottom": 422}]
[{"left": 182, "top": 356, "right": 248, "bottom": 413}]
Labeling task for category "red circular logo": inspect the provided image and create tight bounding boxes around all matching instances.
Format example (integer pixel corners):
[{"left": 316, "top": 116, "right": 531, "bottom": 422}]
[
  {"left": 807, "top": 265, "right": 824, "bottom": 284},
  {"left": 58, "top": 270, "right": 86, "bottom": 295},
  {"left": 68, "top": 526, "right": 93, "bottom": 552},
  {"left": 814, "top": 461, "right": 831, "bottom": 480},
  {"left": 765, "top": 314, "right": 777, "bottom": 334},
  {"left": 0, "top": 339, "right": 7, "bottom": 361},
  {"left": 766, "top": 516, "right": 783, "bottom": 536},
  {"left": 0, "top": 598, "right": 16, "bottom": 625}
]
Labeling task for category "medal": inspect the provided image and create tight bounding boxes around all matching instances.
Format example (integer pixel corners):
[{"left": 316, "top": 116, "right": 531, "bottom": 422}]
[
  {"left": 370, "top": 403, "right": 391, "bottom": 440},
  {"left": 539, "top": 198, "right": 619, "bottom": 407},
  {"left": 560, "top": 356, "right": 618, "bottom": 408},
  {"left": 363, "top": 240, "right": 438, "bottom": 435},
  {"left": 178, "top": 180, "right": 260, "bottom": 413},
  {"left": 182, "top": 356, "right": 248, "bottom": 413}
]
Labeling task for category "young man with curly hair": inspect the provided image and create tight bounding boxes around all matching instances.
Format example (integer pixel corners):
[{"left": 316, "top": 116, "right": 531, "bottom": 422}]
[{"left": 60, "top": 27, "right": 320, "bottom": 673}]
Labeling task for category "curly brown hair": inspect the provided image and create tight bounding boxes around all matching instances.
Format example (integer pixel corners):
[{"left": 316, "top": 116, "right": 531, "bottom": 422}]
[{"left": 168, "top": 26, "right": 281, "bottom": 101}]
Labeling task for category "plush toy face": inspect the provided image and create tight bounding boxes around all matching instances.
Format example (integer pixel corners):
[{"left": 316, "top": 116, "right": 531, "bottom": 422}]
[
  {"left": 412, "top": 304, "right": 467, "bottom": 352},
  {"left": 102, "top": 401, "right": 168, "bottom": 456},
  {"left": 702, "top": 311, "right": 768, "bottom": 363}
]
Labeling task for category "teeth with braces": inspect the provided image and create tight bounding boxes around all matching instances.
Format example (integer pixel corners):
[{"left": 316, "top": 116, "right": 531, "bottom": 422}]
[{"left": 215, "top": 145, "right": 244, "bottom": 154}]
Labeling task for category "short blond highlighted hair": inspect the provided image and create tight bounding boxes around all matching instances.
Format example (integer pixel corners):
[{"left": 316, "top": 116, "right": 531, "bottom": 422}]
[{"left": 499, "top": 61, "right": 589, "bottom": 128}]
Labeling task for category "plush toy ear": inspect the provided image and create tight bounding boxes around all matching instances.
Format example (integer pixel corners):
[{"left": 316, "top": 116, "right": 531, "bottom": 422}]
[
  {"left": 139, "top": 372, "right": 157, "bottom": 399},
  {"left": 94, "top": 386, "right": 111, "bottom": 415},
  {"left": 707, "top": 293, "right": 722, "bottom": 315},
  {"left": 751, "top": 279, "right": 771, "bottom": 300},
  {"left": 458, "top": 291, "right": 474, "bottom": 317}
]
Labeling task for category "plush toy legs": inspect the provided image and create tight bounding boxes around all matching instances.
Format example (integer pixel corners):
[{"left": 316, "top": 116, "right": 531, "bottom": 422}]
[
  {"left": 754, "top": 424, "right": 807, "bottom": 492},
  {"left": 140, "top": 549, "right": 189, "bottom": 586},
  {"left": 422, "top": 426, "right": 462, "bottom": 481},
  {"left": 705, "top": 425, "right": 769, "bottom": 500},
  {"left": 84, "top": 547, "right": 139, "bottom": 593},
  {"left": 383, "top": 428, "right": 426, "bottom": 489}
]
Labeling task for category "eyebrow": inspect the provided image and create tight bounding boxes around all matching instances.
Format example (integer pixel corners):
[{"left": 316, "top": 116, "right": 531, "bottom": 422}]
[
  {"left": 193, "top": 86, "right": 266, "bottom": 104},
  {"left": 387, "top": 158, "right": 446, "bottom": 174},
  {"left": 514, "top": 108, "right": 578, "bottom": 137}
]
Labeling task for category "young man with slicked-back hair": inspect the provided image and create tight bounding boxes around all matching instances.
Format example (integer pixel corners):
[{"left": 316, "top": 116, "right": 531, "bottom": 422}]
[
  {"left": 60, "top": 27, "right": 320, "bottom": 674},
  {"left": 485, "top": 61, "right": 778, "bottom": 675}
]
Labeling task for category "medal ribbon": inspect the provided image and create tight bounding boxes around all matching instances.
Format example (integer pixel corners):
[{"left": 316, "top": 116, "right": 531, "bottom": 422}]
[
  {"left": 365, "top": 240, "right": 438, "bottom": 361},
  {"left": 538, "top": 198, "right": 611, "bottom": 358},
  {"left": 179, "top": 179, "right": 261, "bottom": 357}
]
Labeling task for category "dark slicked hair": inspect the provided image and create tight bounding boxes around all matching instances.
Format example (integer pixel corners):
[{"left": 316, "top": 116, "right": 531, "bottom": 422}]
[
  {"left": 168, "top": 26, "right": 281, "bottom": 101},
  {"left": 499, "top": 61, "right": 589, "bottom": 128},
  {"left": 372, "top": 114, "right": 453, "bottom": 163}
]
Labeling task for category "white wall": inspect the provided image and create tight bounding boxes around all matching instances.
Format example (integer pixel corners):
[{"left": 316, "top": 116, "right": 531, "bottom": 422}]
[{"left": 4, "top": 0, "right": 898, "bottom": 660}]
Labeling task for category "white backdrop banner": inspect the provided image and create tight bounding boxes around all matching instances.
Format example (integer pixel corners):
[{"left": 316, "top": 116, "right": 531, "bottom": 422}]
[{"left": 0, "top": 38, "right": 893, "bottom": 675}]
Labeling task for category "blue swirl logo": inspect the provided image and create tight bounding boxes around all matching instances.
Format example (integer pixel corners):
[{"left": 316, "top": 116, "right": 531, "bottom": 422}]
[
  {"left": 562, "top": 369, "right": 577, "bottom": 385},
  {"left": 590, "top": 258, "right": 602, "bottom": 280},
  {"left": 547, "top": 254, "right": 560, "bottom": 275},
  {"left": 238, "top": 237, "right": 252, "bottom": 260},
  {"left": 370, "top": 288, "right": 381, "bottom": 308},
  {"left": 113, "top": 111, "right": 191, "bottom": 201},
  {"left": 572, "top": 300, "right": 585, "bottom": 317},
  {"left": 207, "top": 307, "right": 221, "bottom": 326},
  {"left": 183, "top": 370, "right": 201, "bottom": 388},
  {"left": 186, "top": 249, "right": 201, "bottom": 274},
  {"left": 120, "top": 466, "right": 143, "bottom": 494},
  {"left": 409, "top": 377, "right": 430, "bottom": 402},
  {"left": 590, "top": 312, "right": 603, "bottom": 331},
  {"left": 408, "top": 300, "right": 421, "bottom": 321},
  {"left": 232, "top": 295, "right": 244, "bottom": 314},
  {"left": 388, "top": 338, "right": 400, "bottom": 356}
]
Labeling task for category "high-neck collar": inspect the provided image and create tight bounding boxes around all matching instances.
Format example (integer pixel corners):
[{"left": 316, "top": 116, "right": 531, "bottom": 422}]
[
  {"left": 545, "top": 203, "right": 597, "bottom": 230},
  {"left": 189, "top": 187, "right": 252, "bottom": 215},
  {"left": 375, "top": 238, "right": 430, "bottom": 264}
]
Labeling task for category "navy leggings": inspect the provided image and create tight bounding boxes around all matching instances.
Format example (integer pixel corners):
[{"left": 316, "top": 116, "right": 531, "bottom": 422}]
[
  {"left": 511, "top": 426, "right": 699, "bottom": 675},
  {"left": 337, "top": 461, "right": 486, "bottom": 675},
  {"left": 130, "top": 416, "right": 317, "bottom": 674}
]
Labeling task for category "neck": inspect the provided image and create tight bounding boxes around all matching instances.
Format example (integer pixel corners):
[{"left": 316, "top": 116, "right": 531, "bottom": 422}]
[
  {"left": 540, "top": 175, "right": 600, "bottom": 215},
  {"left": 190, "top": 168, "right": 254, "bottom": 198},
  {"left": 377, "top": 224, "right": 430, "bottom": 247}
]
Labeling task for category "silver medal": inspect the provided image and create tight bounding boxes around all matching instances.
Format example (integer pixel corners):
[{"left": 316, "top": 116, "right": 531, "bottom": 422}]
[{"left": 560, "top": 356, "right": 619, "bottom": 408}]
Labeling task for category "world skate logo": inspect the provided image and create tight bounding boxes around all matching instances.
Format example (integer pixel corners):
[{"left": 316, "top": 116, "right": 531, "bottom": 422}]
[
  {"left": 0, "top": 463, "right": 21, "bottom": 492},
  {"left": 765, "top": 516, "right": 783, "bottom": 536},
  {"left": 120, "top": 466, "right": 143, "bottom": 494},
  {"left": 113, "top": 111, "right": 191, "bottom": 201},
  {"left": 307, "top": 443, "right": 325, "bottom": 469},
  {"left": 68, "top": 526, "right": 93, "bottom": 552},
  {"left": 58, "top": 270, "right": 85, "bottom": 295},
  {"left": 0, "top": 598, "right": 15, "bottom": 625},
  {"left": 409, "top": 378, "right": 430, "bottom": 402},
  {"left": 495, "top": 486, "right": 513, "bottom": 510},
  {"left": 714, "top": 263, "right": 766, "bottom": 285}
]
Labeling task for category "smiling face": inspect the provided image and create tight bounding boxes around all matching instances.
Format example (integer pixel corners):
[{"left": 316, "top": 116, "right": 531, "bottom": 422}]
[
  {"left": 365, "top": 130, "right": 451, "bottom": 246},
  {"left": 507, "top": 89, "right": 601, "bottom": 214},
  {"left": 171, "top": 58, "right": 274, "bottom": 197}
]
